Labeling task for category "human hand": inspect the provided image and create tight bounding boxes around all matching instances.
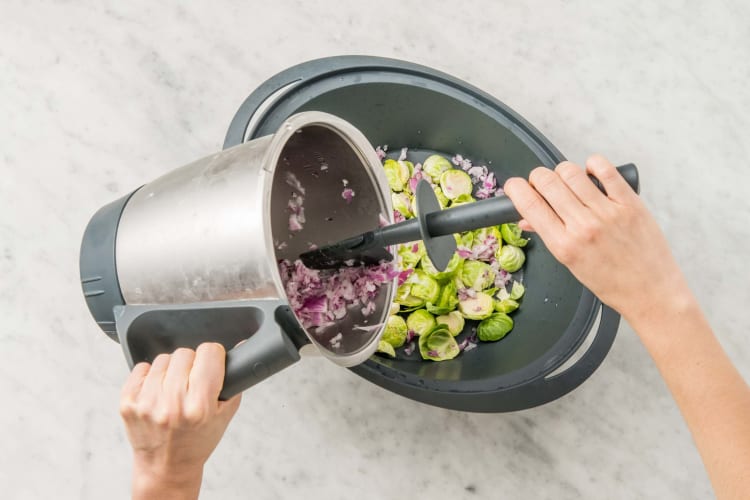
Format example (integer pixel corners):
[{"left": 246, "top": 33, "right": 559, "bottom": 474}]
[
  {"left": 120, "top": 343, "right": 242, "bottom": 500},
  {"left": 503, "top": 155, "right": 690, "bottom": 324}
]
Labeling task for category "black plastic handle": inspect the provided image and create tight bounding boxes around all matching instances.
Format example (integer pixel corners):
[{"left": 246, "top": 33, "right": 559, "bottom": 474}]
[
  {"left": 114, "top": 300, "right": 302, "bottom": 400},
  {"left": 426, "top": 163, "right": 639, "bottom": 236}
]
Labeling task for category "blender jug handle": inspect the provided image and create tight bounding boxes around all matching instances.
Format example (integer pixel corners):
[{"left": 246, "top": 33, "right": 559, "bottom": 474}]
[{"left": 114, "top": 300, "right": 306, "bottom": 400}]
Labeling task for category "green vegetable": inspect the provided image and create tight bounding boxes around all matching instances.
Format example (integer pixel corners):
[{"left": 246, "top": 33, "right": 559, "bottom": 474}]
[
  {"left": 500, "top": 223, "right": 528, "bottom": 247},
  {"left": 389, "top": 303, "right": 401, "bottom": 315},
  {"left": 477, "top": 313, "right": 514, "bottom": 342},
  {"left": 392, "top": 192, "right": 413, "bottom": 218},
  {"left": 408, "top": 269, "right": 440, "bottom": 305},
  {"left": 383, "top": 159, "right": 411, "bottom": 192},
  {"left": 398, "top": 242, "right": 425, "bottom": 269},
  {"left": 394, "top": 281, "right": 424, "bottom": 308},
  {"left": 494, "top": 298, "right": 519, "bottom": 313},
  {"left": 449, "top": 193, "right": 476, "bottom": 207},
  {"left": 406, "top": 309, "right": 436, "bottom": 336},
  {"left": 473, "top": 226, "right": 502, "bottom": 249},
  {"left": 439, "top": 169, "right": 473, "bottom": 200},
  {"left": 425, "top": 279, "right": 459, "bottom": 315},
  {"left": 422, "top": 155, "right": 454, "bottom": 181},
  {"left": 421, "top": 252, "right": 462, "bottom": 282},
  {"left": 460, "top": 260, "right": 495, "bottom": 291},
  {"left": 376, "top": 340, "right": 396, "bottom": 358},
  {"left": 433, "top": 185, "right": 450, "bottom": 208},
  {"left": 418, "top": 324, "right": 460, "bottom": 361},
  {"left": 509, "top": 281, "right": 525, "bottom": 300},
  {"left": 436, "top": 310, "right": 465, "bottom": 336},
  {"left": 497, "top": 245, "right": 526, "bottom": 273},
  {"left": 458, "top": 291, "right": 495, "bottom": 320},
  {"left": 382, "top": 315, "right": 408, "bottom": 348}
]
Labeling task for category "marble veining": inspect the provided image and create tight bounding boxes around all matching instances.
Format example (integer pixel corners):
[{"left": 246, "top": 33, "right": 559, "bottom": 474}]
[{"left": 2, "top": 1, "right": 748, "bottom": 499}]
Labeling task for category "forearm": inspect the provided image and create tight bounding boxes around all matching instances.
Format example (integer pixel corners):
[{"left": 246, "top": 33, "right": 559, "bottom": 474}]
[
  {"left": 625, "top": 289, "right": 750, "bottom": 500},
  {"left": 131, "top": 462, "right": 203, "bottom": 500}
]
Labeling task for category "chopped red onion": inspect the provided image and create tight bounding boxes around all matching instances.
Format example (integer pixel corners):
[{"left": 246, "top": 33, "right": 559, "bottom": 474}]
[
  {"left": 375, "top": 145, "right": 388, "bottom": 161},
  {"left": 279, "top": 258, "right": 398, "bottom": 330},
  {"left": 288, "top": 213, "right": 303, "bottom": 232},
  {"left": 457, "top": 287, "right": 477, "bottom": 301},
  {"left": 362, "top": 300, "right": 376, "bottom": 317},
  {"left": 393, "top": 210, "right": 405, "bottom": 223},
  {"left": 342, "top": 178, "right": 349, "bottom": 187},
  {"left": 398, "top": 147, "right": 408, "bottom": 161},
  {"left": 397, "top": 268, "right": 414, "bottom": 286},
  {"left": 404, "top": 340, "right": 416, "bottom": 355},
  {"left": 378, "top": 213, "right": 389, "bottom": 227},
  {"left": 341, "top": 187, "right": 355, "bottom": 203},
  {"left": 285, "top": 172, "right": 306, "bottom": 195},
  {"left": 427, "top": 349, "right": 439, "bottom": 357},
  {"left": 406, "top": 329, "right": 416, "bottom": 343}
]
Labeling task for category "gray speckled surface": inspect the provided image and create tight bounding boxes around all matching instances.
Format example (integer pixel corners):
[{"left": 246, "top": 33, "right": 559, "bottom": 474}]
[{"left": 2, "top": 1, "right": 748, "bottom": 499}]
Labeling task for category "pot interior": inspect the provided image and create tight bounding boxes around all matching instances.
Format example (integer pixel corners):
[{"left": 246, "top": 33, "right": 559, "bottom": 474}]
[{"left": 256, "top": 80, "right": 588, "bottom": 385}]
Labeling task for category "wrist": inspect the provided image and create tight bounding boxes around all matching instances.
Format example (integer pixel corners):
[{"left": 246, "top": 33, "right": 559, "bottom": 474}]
[{"left": 132, "top": 459, "right": 203, "bottom": 500}]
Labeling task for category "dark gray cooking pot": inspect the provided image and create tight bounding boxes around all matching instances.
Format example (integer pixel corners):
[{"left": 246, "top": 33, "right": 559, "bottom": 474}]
[{"left": 224, "top": 56, "right": 620, "bottom": 413}]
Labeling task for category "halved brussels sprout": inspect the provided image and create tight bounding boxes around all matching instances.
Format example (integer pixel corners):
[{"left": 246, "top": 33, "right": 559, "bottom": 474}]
[
  {"left": 408, "top": 269, "right": 440, "bottom": 304},
  {"left": 425, "top": 279, "right": 459, "bottom": 315},
  {"left": 458, "top": 291, "right": 495, "bottom": 320},
  {"left": 510, "top": 281, "right": 525, "bottom": 300},
  {"left": 382, "top": 315, "right": 408, "bottom": 348},
  {"left": 398, "top": 241, "right": 424, "bottom": 269},
  {"left": 406, "top": 309, "right": 436, "bottom": 336},
  {"left": 433, "top": 185, "right": 450, "bottom": 209},
  {"left": 460, "top": 260, "right": 496, "bottom": 291},
  {"left": 418, "top": 324, "right": 460, "bottom": 361},
  {"left": 436, "top": 310, "right": 465, "bottom": 336},
  {"left": 477, "top": 313, "right": 514, "bottom": 342},
  {"left": 423, "top": 155, "right": 454, "bottom": 181},
  {"left": 421, "top": 252, "right": 462, "bottom": 281},
  {"left": 473, "top": 226, "right": 502, "bottom": 248},
  {"left": 494, "top": 298, "right": 519, "bottom": 313},
  {"left": 439, "top": 170, "right": 473, "bottom": 200},
  {"left": 449, "top": 193, "right": 476, "bottom": 207},
  {"left": 394, "top": 281, "right": 424, "bottom": 308},
  {"left": 500, "top": 223, "right": 529, "bottom": 247},
  {"left": 392, "top": 192, "right": 413, "bottom": 218},
  {"left": 497, "top": 245, "right": 526, "bottom": 273},
  {"left": 376, "top": 339, "right": 396, "bottom": 358},
  {"left": 383, "top": 159, "right": 411, "bottom": 192}
]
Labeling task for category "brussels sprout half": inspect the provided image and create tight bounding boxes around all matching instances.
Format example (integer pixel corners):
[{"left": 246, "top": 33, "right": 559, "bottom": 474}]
[
  {"left": 460, "top": 260, "right": 496, "bottom": 291},
  {"left": 392, "top": 192, "right": 413, "bottom": 218},
  {"left": 383, "top": 159, "right": 411, "bottom": 192},
  {"left": 376, "top": 340, "right": 396, "bottom": 358},
  {"left": 421, "top": 252, "right": 463, "bottom": 282},
  {"left": 398, "top": 241, "right": 424, "bottom": 269},
  {"left": 510, "top": 281, "right": 525, "bottom": 300},
  {"left": 458, "top": 291, "right": 495, "bottom": 320},
  {"left": 425, "top": 279, "right": 459, "bottom": 315},
  {"left": 500, "top": 223, "right": 529, "bottom": 247},
  {"left": 477, "top": 313, "right": 514, "bottom": 342},
  {"left": 382, "top": 315, "right": 408, "bottom": 348},
  {"left": 406, "top": 309, "right": 436, "bottom": 336},
  {"left": 436, "top": 310, "right": 465, "bottom": 336},
  {"left": 439, "top": 170, "right": 473, "bottom": 200},
  {"left": 422, "top": 155, "right": 454, "bottom": 180},
  {"left": 497, "top": 245, "right": 526, "bottom": 273},
  {"left": 494, "top": 298, "right": 519, "bottom": 313},
  {"left": 419, "top": 324, "right": 460, "bottom": 361},
  {"left": 408, "top": 269, "right": 441, "bottom": 305}
]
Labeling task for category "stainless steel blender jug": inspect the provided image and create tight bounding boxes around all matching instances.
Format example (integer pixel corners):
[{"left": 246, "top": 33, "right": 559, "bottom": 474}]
[{"left": 79, "top": 111, "right": 395, "bottom": 399}]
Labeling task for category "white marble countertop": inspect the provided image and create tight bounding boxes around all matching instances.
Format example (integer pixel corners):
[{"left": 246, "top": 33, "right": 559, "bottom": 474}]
[{"left": 2, "top": 1, "right": 748, "bottom": 499}]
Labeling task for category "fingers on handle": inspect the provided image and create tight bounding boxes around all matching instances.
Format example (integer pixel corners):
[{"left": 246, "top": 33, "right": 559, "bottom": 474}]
[
  {"left": 585, "top": 154, "right": 636, "bottom": 202},
  {"left": 162, "top": 347, "right": 196, "bottom": 403},
  {"left": 554, "top": 161, "right": 609, "bottom": 210},
  {"left": 187, "top": 342, "right": 228, "bottom": 405},
  {"left": 528, "top": 166, "right": 586, "bottom": 223},
  {"left": 503, "top": 177, "right": 564, "bottom": 242},
  {"left": 120, "top": 362, "right": 151, "bottom": 417}
]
